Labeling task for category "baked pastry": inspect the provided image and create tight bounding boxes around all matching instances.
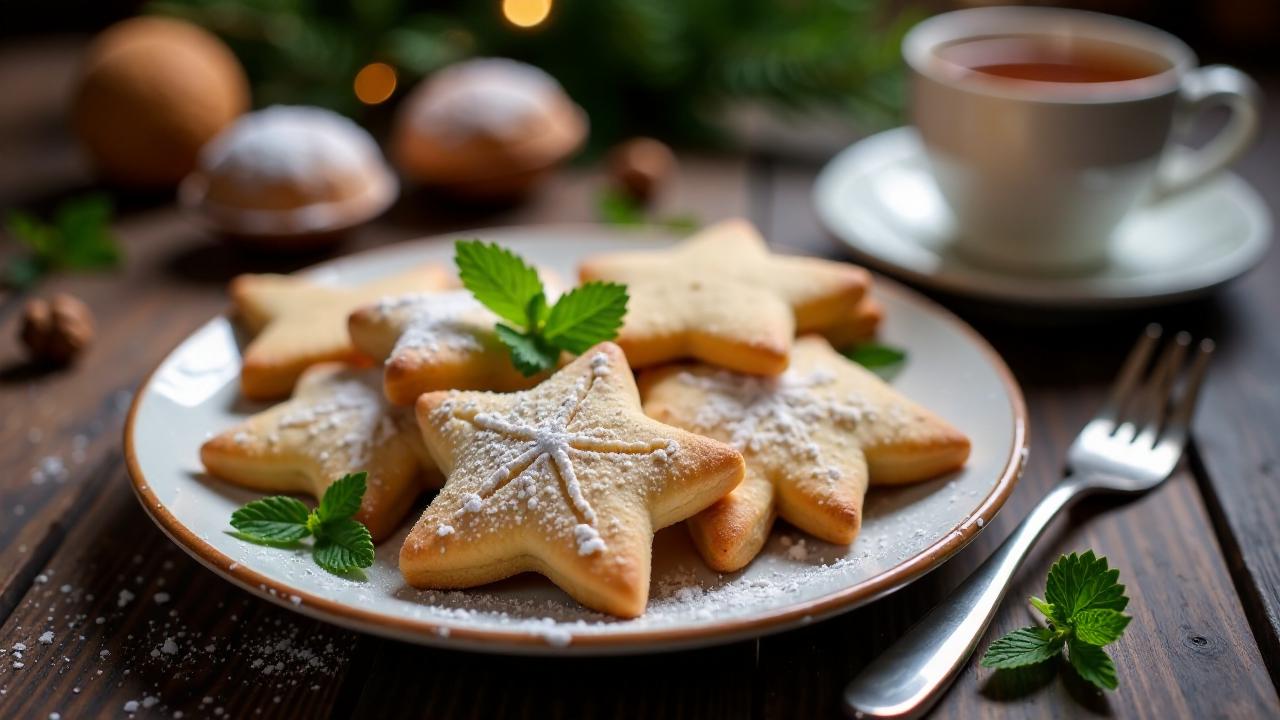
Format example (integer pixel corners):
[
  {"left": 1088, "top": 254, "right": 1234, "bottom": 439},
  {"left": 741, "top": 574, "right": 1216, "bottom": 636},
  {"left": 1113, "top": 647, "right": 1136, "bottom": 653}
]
[
  {"left": 348, "top": 289, "right": 547, "bottom": 405},
  {"left": 639, "top": 336, "right": 969, "bottom": 572},
  {"left": 182, "top": 105, "right": 398, "bottom": 247},
  {"left": 201, "top": 364, "right": 441, "bottom": 542},
  {"left": 814, "top": 296, "right": 883, "bottom": 349},
  {"left": 232, "top": 265, "right": 452, "bottom": 399},
  {"left": 391, "top": 58, "right": 587, "bottom": 199},
  {"left": 404, "top": 343, "right": 744, "bottom": 617},
  {"left": 578, "top": 219, "right": 870, "bottom": 375}
]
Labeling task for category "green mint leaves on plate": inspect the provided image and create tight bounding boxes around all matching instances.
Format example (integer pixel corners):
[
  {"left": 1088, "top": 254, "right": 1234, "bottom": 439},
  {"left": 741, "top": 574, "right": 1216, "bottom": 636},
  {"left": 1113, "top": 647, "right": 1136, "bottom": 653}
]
[
  {"left": 229, "top": 472, "right": 375, "bottom": 575},
  {"left": 841, "top": 341, "right": 908, "bottom": 378},
  {"left": 5, "top": 194, "right": 121, "bottom": 288},
  {"left": 981, "top": 550, "right": 1131, "bottom": 691},
  {"left": 455, "top": 240, "right": 628, "bottom": 376}
]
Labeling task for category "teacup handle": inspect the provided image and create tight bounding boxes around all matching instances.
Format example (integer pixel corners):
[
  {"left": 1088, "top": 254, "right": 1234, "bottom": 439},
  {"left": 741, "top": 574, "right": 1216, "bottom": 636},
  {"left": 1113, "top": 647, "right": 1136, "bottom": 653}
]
[{"left": 1149, "top": 65, "right": 1261, "bottom": 203}]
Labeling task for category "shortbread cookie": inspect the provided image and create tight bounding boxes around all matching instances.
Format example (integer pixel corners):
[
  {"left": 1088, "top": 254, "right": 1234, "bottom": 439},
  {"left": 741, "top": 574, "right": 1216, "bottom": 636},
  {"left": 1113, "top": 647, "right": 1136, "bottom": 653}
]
[
  {"left": 639, "top": 336, "right": 969, "bottom": 572},
  {"left": 405, "top": 342, "right": 744, "bottom": 618},
  {"left": 201, "top": 364, "right": 441, "bottom": 541},
  {"left": 578, "top": 219, "right": 869, "bottom": 375},
  {"left": 814, "top": 296, "right": 883, "bottom": 349},
  {"left": 349, "top": 272, "right": 561, "bottom": 405},
  {"left": 232, "top": 265, "right": 452, "bottom": 399}
]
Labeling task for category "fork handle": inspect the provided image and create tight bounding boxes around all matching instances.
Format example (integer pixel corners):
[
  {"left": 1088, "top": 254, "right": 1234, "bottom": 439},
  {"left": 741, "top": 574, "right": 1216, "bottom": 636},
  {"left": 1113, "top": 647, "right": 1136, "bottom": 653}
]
[{"left": 843, "top": 476, "right": 1092, "bottom": 720}]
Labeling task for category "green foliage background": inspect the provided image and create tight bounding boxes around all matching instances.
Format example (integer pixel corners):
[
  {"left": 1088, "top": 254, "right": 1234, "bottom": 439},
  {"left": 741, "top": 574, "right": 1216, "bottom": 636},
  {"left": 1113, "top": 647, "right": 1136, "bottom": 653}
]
[{"left": 150, "top": 0, "right": 912, "bottom": 147}]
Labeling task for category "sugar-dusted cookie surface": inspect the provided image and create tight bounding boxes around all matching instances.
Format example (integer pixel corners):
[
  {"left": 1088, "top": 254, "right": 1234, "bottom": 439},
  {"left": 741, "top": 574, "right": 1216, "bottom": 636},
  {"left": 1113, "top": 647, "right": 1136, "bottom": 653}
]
[
  {"left": 200, "top": 364, "right": 441, "bottom": 542},
  {"left": 578, "top": 219, "right": 869, "bottom": 375},
  {"left": 639, "top": 336, "right": 969, "bottom": 572},
  {"left": 348, "top": 289, "right": 546, "bottom": 405},
  {"left": 406, "top": 342, "right": 744, "bottom": 618},
  {"left": 232, "top": 265, "right": 452, "bottom": 399}
]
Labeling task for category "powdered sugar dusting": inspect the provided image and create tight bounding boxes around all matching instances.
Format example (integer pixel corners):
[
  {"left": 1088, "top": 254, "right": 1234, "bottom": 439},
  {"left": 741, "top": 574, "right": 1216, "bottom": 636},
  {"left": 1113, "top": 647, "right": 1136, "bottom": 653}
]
[
  {"left": 408, "top": 58, "right": 566, "bottom": 141},
  {"left": 374, "top": 290, "right": 491, "bottom": 359}
]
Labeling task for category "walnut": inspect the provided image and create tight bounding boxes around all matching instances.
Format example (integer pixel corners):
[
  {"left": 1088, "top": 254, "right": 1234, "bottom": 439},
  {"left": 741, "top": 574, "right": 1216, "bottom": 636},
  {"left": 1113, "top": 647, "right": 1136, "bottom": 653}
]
[
  {"left": 608, "top": 137, "right": 676, "bottom": 204},
  {"left": 20, "top": 293, "right": 95, "bottom": 364}
]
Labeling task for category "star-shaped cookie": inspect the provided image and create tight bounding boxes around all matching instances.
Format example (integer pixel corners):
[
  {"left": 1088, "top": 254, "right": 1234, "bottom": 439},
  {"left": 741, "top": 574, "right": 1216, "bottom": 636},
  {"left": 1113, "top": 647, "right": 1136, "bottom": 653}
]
[
  {"left": 639, "top": 336, "right": 969, "bottom": 572},
  {"left": 578, "top": 219, "right": 870, "bottom": 375},
  {"left": 201, "top": 364, "right": 442, "bottom": 542},
  {"left": 348, "top": 289, "right": 547, "bottom": 405},
  {"left": 814, "top": 296, "right": 883, "bottom": 349},
  {"left": 232, "top": 265, "right": 452, "bottom": 399},
  {"left": 404, "top": 342, "right": 744, "bottom": 617}
]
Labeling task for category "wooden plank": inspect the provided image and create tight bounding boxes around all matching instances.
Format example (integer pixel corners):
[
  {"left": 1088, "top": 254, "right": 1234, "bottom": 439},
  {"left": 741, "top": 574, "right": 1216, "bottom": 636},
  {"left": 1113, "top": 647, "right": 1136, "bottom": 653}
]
[
  {"left": 1179, "top": 77, "right": 1280, "bottom": 685},
  {"left": 0, "top": 465, "right": 366, "bottom": 718},
  {"left": 753, "top": 159, "right": 1280, "bottom": 718}
]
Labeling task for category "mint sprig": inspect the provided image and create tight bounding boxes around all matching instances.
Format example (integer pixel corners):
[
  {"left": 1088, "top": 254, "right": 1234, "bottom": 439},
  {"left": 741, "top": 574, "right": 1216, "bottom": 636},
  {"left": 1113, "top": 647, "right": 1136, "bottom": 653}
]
[
  {"left": 455, "top": 240, "right": 629, "bottom": 376},
  {"left": 981, "top": 551, "right": 1131, "bottom": 690},
  {"left": 842, "top": 342, "right": 907, "bottom": 373},
  {"left": 230, "top": 472, "right": 375, "bottom": 575},
  {"left": 5, "top": 195, "right": 121, "bottom": 288}
]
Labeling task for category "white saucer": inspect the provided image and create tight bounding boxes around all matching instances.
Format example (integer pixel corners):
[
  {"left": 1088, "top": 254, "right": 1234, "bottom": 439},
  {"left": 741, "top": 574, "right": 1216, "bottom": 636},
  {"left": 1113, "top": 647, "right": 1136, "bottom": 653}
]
[{"left": 814, "top": 127, "right": 1272, "bottom": 308}]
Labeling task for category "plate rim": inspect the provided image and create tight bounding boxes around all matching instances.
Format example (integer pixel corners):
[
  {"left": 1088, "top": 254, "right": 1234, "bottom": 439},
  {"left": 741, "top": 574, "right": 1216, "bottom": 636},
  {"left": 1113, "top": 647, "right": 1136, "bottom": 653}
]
[
  {"left": 123, "top": 225, "right": 1029, "bottom": 654},
  {"left": 813, "top": 126, "right": 1274, "bottom": 309}
]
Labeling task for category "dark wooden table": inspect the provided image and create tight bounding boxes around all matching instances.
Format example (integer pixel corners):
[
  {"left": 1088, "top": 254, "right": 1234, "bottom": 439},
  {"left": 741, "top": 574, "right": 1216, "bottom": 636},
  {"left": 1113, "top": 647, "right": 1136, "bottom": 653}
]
[{"left": 2, "top": 36, "right": 1278, "bottom": 719}]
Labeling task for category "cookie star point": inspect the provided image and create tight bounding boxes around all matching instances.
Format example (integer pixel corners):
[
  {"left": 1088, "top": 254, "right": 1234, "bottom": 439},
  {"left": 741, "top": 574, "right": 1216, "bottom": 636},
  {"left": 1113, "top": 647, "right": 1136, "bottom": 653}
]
[
  {"left": 640, "top": 336, "right": 969, "bottom": 572},
  {"left": 579, "top": 219, "right": 870, "bottom": 375},
  {"left": 403, "top": 341, "right": 744, "bottom": 617}
]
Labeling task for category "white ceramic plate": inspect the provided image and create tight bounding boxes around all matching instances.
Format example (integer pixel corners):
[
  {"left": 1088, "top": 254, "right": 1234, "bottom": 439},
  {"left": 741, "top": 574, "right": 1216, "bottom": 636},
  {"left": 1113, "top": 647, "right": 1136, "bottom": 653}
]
[
  {"left": 125, "top": 226, "right": 1027, "bottom": 655},
  {"left": 814, "top": 127, "right": 1272, "bottom": 309}
]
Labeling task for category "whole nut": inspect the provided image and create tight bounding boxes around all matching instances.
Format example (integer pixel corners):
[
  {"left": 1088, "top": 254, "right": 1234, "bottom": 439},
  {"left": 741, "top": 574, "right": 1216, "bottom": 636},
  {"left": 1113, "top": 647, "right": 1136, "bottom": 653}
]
[
  {"left": 20, "top": 293, "right": 95, "bottom": 364},
  {"left": 608, "top": 137, "right": 676, "bottom": 204}
]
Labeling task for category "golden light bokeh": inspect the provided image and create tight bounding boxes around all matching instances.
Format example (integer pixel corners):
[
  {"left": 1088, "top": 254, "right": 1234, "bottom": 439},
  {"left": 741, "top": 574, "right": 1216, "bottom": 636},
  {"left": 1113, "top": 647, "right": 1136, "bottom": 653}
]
[
  {"left": 354, "top": 62, "right": 397, "bottom": 105},
  {"left": 502, "top": 0, "right": 552, "bottom": 28}
]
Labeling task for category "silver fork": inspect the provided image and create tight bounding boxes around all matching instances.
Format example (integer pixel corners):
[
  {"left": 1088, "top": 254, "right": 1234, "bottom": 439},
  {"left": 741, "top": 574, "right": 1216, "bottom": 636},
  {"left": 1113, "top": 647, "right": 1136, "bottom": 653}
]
[{"left": 843, "top": 325, "right": 1214, "bottom": 720}]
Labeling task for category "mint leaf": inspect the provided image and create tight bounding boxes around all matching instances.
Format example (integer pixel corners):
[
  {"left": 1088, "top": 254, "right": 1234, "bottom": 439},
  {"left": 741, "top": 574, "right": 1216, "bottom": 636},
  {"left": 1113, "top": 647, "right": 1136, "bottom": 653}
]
[
  {"left": 455, "top": 240, "right": 544, "bottom": 327},
  {"left": 55, "top": 195, "right": 120, "bottom": 269},
  {"left": 543, "top": 282, "right": 628, "bottom": 353},
  {"left": 315, "top": 472, "right": 367, "bottom": 524},
  {"left": 1030, "top": 596, "right": 1060, "bottom": 624},
  {"left": 495, "top": 323, "right": 559, "bottom": 376},
  {"left": 1067, "top": 637, "right": 1118, "bottom": 690},
  {"left": 230, "top": 496, "right": 311, "bottom": 543},
  {"left": 313, "top": 518, "right": 375, "bottom": 573},
  {"left": 1046, "top": 551, "right": 1127, "bottom": 619},
  {"left": 843, "top": 342, "right": 907, "bottom": 370},
  {"left": 1072, "top": 608, "right": 1131, "bottom": 646},
  {"left": 597, "top": 188, "right": 645, "bottom": 226},
  {"left": 980, "top": 627, "right": 1065, "bottom": 669}
]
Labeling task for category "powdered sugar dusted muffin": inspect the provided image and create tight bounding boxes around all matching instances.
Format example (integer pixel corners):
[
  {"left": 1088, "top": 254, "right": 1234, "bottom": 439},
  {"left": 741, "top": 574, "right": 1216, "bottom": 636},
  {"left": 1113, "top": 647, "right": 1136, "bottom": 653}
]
[
  {"left": 392, "top": 58, "right": 587, "bottom": 199},
  {"left": 182, "top": 105, "right": 398, "bottom": 245}
]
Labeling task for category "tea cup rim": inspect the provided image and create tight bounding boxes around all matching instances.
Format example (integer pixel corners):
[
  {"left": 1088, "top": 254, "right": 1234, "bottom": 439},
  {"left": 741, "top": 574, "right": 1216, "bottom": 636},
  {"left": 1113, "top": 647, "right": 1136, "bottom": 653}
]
[{"left": 903, "top": 6, "right": 1196, "bottom": 105}]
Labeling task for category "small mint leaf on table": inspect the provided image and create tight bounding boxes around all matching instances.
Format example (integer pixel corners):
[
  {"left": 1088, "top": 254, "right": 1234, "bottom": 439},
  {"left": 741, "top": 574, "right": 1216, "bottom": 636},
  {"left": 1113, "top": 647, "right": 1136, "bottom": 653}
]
[
  {"left": 312, "top": 518, "right": 375, "bottom": 573},
  {"left": 596, "top": 188, "right": 645, "bottom": 226},
  {"left": 1067, "top": 637, "right": 1118, "bottom": 690},
  {"left": 1046, "top": 550, "right": 1127, "bottom": 619},
  {"left": 542, "top": 282, "right": 629, "bottom": 354},
  {"left": 315, "top": 472, "right": 367, "bottom": 524},
  {"left": 980, "top": 627, "right": 1065, "bottom": 669},
  {"left": 55, "top": 195, "right": 120, "bottom": 269},
  {"left": 230, "top": 496, "right": 311, "bottom": 543},
  {"left": 1072, "top": 608, "right": 1131, "bottom": 646},
  {"left": 455, "top": 239, "right": 544, "bottom": 327},
  {"left": 495, "top": 324, "right": 559, "bottom": 376}
]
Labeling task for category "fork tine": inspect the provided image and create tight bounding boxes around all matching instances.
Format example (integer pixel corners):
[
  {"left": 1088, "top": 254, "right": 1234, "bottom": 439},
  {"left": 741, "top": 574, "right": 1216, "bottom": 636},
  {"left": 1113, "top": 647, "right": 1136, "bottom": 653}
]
[
  {"left": 1098, "top": 324, "right": 1162, "bottom": 426},
  {"left": 1133, "top": 332, "right": 1192, "bottom": 446},
  {"left": 1159, "top": 338, "right": 1214, "bottom": 448}
]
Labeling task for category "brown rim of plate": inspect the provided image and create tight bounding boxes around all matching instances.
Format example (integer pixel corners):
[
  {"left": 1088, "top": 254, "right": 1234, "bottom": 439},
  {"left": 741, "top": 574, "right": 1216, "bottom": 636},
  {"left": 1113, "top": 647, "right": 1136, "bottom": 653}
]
[{"left": 122, "top": 229, "right": 1029, "bottom": 654}]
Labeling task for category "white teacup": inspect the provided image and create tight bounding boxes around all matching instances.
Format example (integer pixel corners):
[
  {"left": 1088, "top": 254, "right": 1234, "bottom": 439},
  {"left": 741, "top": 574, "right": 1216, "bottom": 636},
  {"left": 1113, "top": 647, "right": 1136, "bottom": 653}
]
[{"left": 903, "top": 7, "right": 1260, "bottom": 273}]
